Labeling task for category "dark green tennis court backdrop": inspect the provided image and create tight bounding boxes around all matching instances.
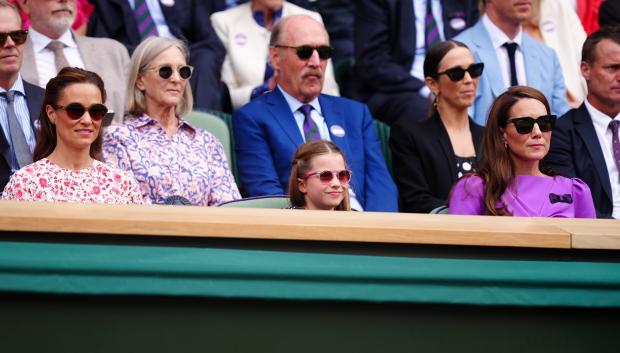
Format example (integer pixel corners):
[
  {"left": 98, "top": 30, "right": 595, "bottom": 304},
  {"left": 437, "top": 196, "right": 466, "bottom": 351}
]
[{"left": 1, "top": 234, "right": 619, "bottom": 353}]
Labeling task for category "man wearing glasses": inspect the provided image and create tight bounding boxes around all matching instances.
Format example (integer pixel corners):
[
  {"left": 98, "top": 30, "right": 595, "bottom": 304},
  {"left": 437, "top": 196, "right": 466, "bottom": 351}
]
[
  {"left": 546, "top": 26, "right": 620, "bottom": 219},
  {"left": 0, "top": 0, "right": 44, "bottom": 191},
  {"left": 233, "top": 14, "right": 398, "bottom": 212}
]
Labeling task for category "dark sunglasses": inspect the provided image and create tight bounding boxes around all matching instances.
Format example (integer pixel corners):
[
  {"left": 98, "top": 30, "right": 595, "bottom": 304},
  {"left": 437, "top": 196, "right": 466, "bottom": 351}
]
[
  {"left": 436, "top": 63, "right": 484, "bottom": 82},
  {"left": 54, "top": 102, "right": 108, "bottom": 121},
  {"left": 149, "top": 65, "right": 194, "bottom": 80},
  {"left": 505, "top": 115, "right": 557, "bottom": 134},
  {"left": 274, "top": 45, "right": 333, "bottom": 60},
  {"left": 0, "top": 30, "right": 28, "bottom": 46},
  {"left": 302, "top": 170, "right": 352, "bottom": 185}
]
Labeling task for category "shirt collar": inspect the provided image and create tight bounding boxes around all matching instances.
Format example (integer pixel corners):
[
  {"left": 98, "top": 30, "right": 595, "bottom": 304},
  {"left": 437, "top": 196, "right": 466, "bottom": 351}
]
[
  {"left": 585, "top": 99, "right": 620, "bottom": 132},
  {"left": 29, "top": 27, "right": 77, "bottom": 54},
  {"left": 0, "top": 74, "right": 26, "bottom": 96},
  {"left": 277, "top": 85, "right": 322, "bottom": 115},
  {"left": 252, "top": 7, "right": 283, "bottom": 28},
  {"left": 482, "top": 14, "right": 523, "bottom": 50},
  {"left": 128, "top": 113, "right": 197, "bottom": 134}
]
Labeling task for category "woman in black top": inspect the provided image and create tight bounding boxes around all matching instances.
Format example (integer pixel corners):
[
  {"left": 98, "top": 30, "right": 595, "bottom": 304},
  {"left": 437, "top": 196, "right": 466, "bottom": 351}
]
[{"left": 390, "top": 40, "right": 484, "bottom": 213}]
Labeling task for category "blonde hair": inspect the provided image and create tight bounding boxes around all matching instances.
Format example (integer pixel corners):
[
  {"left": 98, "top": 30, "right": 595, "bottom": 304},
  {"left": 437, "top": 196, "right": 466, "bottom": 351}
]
[{"left": 126, "top": 36, "right": 193, "bottom": 118}]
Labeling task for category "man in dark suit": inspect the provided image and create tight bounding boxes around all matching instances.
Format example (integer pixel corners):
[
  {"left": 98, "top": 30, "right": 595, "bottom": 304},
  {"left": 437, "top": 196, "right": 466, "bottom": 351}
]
[
  {"left": 233, "top": 14, "right": 398, "bottom": 211},
  {"left": 545, "top": 26, "right": 620, "bottom": 219},
  {"left": 0, "top": 0, "right": 44, "bottom": 191},
  {"left": 86, "top": 0, "right": 227, "bottom": 112},
  {"left": 352, "top": 0, "right": 478, "bottom": 125}
]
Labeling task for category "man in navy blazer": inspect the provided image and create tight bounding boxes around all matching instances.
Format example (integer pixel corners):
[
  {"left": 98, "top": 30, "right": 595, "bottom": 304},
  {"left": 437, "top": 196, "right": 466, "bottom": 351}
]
[
  {"left": 233, "top": 14, "right": 398, "bottom": 212},
  {"left": 455, "top": 0, "right": 569, "bottom": 125},
  {"left": 545, "top": 27, "right": 620, "bottom": 219},
  {"left": 86, "top": 0, "right": 227, "bottom": 112},
  {"left": 352, "top": 0, "right": 479, "bottom": 125},
  {"left": 0, "top": 2, "right": 44, "bottom": 191}
]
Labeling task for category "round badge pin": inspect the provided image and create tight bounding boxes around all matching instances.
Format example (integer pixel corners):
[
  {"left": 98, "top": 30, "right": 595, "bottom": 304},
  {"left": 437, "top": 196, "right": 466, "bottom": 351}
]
[
  {"left": 234, "top": 33, "right": 248, "bottom": 46},
  {"left": 330, "top": 124, "right": 345, "bottom": 138},
  {"left": 160, "top": 0, "right": 175, "bottom": 6},
  {"left": 541, "top": 20, "right": 556, "bottom": 33},
  {"left": 449, "top": 18, "right": 466, "bottom": 31}
]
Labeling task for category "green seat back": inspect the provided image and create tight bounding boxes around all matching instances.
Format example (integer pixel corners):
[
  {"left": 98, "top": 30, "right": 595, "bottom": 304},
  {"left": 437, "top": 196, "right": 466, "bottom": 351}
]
[
  {"left": 374, "top": 119, "right": 393, "bottom": 176},
  {"left": 218, "top": 195, "right": 291, "bottom": 208}
]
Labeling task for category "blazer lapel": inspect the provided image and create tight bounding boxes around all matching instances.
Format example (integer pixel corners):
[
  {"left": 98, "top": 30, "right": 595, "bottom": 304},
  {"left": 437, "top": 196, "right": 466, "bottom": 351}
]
[
  {"left": 74, "top": 31, "right": 98, "bottom": 72},
  {"left": 521, "top": 35, "right": 541, "bottom": 90},
  {"left": 266, "top": 89, "right": 304, "bottom": 147},
  {"left": 470, "top": 21, "right": 505, "bottom": 98},
  {"left": 21, "top": 37, "right": 39, "bottom": 86},
  {"left": 574, "top": 104, "right": 613, "bottom": 201},
  {"left": 320, "top": 95, "right": 350, "bottom": 154},
  {"left": 433, "top": 114, "right": 458, "bottom": 181}
]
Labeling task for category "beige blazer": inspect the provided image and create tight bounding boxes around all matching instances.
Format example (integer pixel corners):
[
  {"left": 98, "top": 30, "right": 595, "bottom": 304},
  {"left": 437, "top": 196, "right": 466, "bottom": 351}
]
[
  {"left": 539, "top": 0, "right": 587, "bottom": 106},
  {"left": 211, "top": 2, "right": 340, "bottom": 110},
  {"left": 21, "top": 31, "right": 130, "bottom": 125}
]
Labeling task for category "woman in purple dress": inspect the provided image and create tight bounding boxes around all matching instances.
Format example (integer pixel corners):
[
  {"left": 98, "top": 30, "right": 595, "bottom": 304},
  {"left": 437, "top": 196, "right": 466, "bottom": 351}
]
[{"left": 448, "top": 86, "right": 595, "bottom": 217}]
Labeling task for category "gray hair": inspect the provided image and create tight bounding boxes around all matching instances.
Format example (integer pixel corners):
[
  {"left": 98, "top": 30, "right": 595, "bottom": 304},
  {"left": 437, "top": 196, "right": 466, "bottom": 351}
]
[
  {"left": 0, "top": 0, "right": 22, "bottom": 27},
  {"left": 126, "top": 36, "right": 193, "bottom": 117}
]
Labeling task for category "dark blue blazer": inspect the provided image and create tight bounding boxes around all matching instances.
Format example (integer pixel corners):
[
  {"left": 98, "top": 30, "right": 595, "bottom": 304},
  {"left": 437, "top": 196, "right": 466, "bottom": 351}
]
[
  {"left": 545, "top": 104, "right": 613, "bottom": 218},
  {"left": 233, "top": 89, "right": 398, "bottom": 212},
  {"left": 0, "top": 80, "right": 44, "bottom": 191},
  {"left": 86, "top": 0, "right": 225, "bottom": 111},
  {"left": 352, "top": 0, "right": 478, "bottom": 101}
]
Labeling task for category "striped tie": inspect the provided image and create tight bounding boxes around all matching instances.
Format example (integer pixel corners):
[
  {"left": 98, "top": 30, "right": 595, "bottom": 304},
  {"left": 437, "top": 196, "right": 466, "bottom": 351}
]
[
  {"left": 425, "top": 0, "right": 440, "bottom": 50},
  {"left": 300, "top": 105, "right": 320, "bottom": 142},
  {"left": 133, "top": 0, "right": 158, "bottom": 40},
  {"left": 609, "top": 120, "right": 620, "bottom": 178}
]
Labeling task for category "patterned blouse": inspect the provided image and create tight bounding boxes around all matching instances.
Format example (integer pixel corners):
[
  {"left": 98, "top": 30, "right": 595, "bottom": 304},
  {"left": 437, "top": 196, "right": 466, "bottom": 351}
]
[
  {"left": 1, "top": 158, "right": 144, "bottom": 204},
  {"left": 103, "top": 114, "right": 240, "bottom": 206}
]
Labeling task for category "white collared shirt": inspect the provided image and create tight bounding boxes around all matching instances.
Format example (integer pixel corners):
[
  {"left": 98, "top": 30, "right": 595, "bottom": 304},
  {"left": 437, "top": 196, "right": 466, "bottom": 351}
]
[
  {"left": 28, "top": 27, "right": 85, "bottom": 88},
  {"left": 410, "top": 0, "right": 445, "bottom": 98},
  {"left": 127, "top": 0, "right": 174, "bottom": 39},
  {"left": 278, "top": 86, "right": 364, "bottom": 211},
  {"left": 481, "top": 14, "right": 527, "bottom": 88},
  {"left": 0, "top": 76, "right": 37, "bottom": 169},
  {"left": 585, "top": 99, "right": 620, "bottom": 219}
]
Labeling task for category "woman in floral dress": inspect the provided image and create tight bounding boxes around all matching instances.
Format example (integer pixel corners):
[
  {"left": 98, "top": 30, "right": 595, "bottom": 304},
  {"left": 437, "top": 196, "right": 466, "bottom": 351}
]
[{"left": 2, "top": 67, "right": 143, "bottom": 204}]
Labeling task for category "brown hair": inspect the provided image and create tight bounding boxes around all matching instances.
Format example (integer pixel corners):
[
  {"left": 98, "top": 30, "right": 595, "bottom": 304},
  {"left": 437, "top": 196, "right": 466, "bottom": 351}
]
[
  {"left": 476, "top": 85, "right": 551, "bottom": 216},
  {"left": 288, "top": 140, "right": 351, "bottom": 211},
  {"left": 423, "top": 40, "right": 470, "bottom": 118},
  {"left": 582, "top": 25, "right": 620, "bottom": 64},
  {"left": 33, "top": 67, "right": 107, "bottom": 162}
]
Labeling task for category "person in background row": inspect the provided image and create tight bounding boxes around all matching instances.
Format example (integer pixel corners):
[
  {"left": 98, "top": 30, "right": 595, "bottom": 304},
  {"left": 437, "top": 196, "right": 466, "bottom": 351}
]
[
  {"left": 10, "top": 0, "right": 93, "bottom": 35},
  {"left": 233, "top": 15, "right": 397, "bottom": 212},
  {"left": 103, "top": 36, "right": 240, "bottom": 206},
  {"left": 0, "top": 0, "right": 44, "bottom": 192},
  {"left": 455, "top": 0, "right": 569, "bottom": 125},
  {"left": 545, "top": 26, "right": 620, "bottom": 219},
  {"left": 211, "top": 0, "right": 339, "bottom": 110},
  {"left": 449, "top": 86, "right": 595, "bottom": 218},
  {"left": 87, "top": 0, "right": 228, "bottom": 113},
  {"left": 391, "top": 40, "right": 484, "bottom": 213},
  {"left": 522, "top": 0, "right": 587, "bottom": 108},
  {"left": 289, "top": 140, "right": 351, "bottom": 211},
  {"left": 2, "top": 67, "right": 143, "bottom": 204},
  {"left": 19, "top": 0, "right": 129, "bottom": 124},
  {"left": 599, "top": 0, "right": 620, "bottom": 27}
]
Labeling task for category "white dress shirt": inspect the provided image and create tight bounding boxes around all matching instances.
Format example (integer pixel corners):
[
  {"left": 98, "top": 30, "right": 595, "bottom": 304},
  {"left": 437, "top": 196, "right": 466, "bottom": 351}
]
[
  {"left": 127, "top": 0, "right": 174, "bottom": 39},
  {"left": 28, "top": 28, "right": 85, "bottom": 88},
  {"left": 411, "top": 0, "right": 445, "bottom": 98},
  {"left": 585, "top": 99, "right": 620, "bottom": 219},
  {"left": 279, "top": 86, "right": 364, "bottom": 211},
  {"left": 482, "top": 14, "right": 528, "bottom": 88}
]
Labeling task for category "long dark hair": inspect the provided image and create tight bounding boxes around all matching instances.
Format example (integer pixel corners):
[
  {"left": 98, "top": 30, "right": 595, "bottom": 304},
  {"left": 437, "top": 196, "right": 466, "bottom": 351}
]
[
  {"left": 33, "top": 67, "right": 107, "bottom": 162},
  {"left": 423, "top": 40, "right": 469, "bottom": 118},
  {"left": 288, "top": 140, "right": 351, "bottom": 211},
  {"left": 476, "top": 86, "right": 552, "bottom": 216}
]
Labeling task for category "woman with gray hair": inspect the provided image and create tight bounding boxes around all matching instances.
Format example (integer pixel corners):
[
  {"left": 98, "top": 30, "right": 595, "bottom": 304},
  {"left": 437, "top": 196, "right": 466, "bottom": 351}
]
[{"left": 103, "top": 36, "right": 240, "bottom": 206}]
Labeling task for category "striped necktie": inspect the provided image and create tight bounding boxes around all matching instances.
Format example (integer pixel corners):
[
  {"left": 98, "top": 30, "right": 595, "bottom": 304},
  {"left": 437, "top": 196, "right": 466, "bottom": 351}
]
[
  {"left": 2, "top": 91, "right": 32, "bottom": 170},
  {"left": 424, "top": 0, "right": 440, "bottom": 50},
  {"left": 610, "top": 120, "right": 620, "bottom": 178},
  {"left": 133, "top": 0, "right": 159, "bottom": 40},
  {"left": 299, "top": 105, "right": 320, "bottom": 142}
]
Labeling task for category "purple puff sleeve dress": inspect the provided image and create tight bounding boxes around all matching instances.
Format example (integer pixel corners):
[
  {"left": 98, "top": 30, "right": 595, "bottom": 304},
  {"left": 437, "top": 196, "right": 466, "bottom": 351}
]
[{"left": 449, "top": 175, "right": 596, "bottom": 218}]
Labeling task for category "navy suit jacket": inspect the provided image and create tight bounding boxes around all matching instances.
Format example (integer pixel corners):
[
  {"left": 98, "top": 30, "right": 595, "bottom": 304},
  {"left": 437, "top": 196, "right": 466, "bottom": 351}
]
[
  {"left": 352, "top": 0, "right": 478, "bottom": 101},
  {"left": 544, "top": 104, "right": 613, "bottom": 218},
  {"left": 0, "top": 80, "right": 44, "bottom": 192},
  {"left": 86, "top": 0, "right": 226, "bottom": 111},
  {"left": 233, "top": 88, "right": 398, "bottom": 212}
]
